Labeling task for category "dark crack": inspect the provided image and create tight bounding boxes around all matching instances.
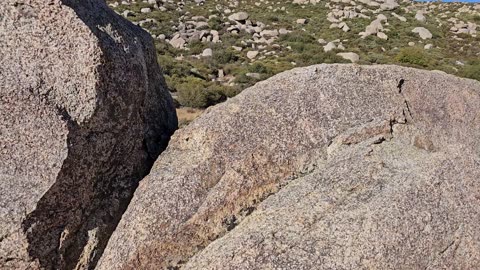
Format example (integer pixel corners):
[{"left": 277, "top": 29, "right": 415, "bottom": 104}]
[
  {"left": 397, "top": 78, "right": 405, "bottom": 93},
  {"left": 439, "top": 240, "right": 455, "bottom": 255},
  {"left": 404, "top": 100, "right": 414, "bottom": 119}
]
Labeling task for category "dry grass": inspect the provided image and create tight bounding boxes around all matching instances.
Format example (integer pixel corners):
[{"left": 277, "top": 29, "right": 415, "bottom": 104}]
[{"left": 176, "top": 107, "right": 204, "bottom": 127}]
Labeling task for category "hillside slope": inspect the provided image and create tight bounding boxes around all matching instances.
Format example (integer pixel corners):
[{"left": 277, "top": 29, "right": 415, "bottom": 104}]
[{"left": 107, "top": 0, "right": 480, "bottom": 124}]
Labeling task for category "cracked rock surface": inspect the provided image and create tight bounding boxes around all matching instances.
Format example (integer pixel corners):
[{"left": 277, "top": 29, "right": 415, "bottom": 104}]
[
  {"left": 0, "top": 0, "right": 177, "bottom": 269},
  {"left": 98, "top": 64, "right": 480, "bottom": 269}
]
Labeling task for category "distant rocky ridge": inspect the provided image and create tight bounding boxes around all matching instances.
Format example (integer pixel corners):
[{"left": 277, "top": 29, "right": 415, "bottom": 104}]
[
  {"left": 98, "top": 64, "right": 480, "bottom": 269},
  {"left": 0, "top": 0, "right": 176, "bottom": 269}
]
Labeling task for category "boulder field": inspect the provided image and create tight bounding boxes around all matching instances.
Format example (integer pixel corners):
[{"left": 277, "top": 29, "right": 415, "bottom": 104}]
[
  {"left": 0, "top": 0, "right": 177, "bottom": 269},
  {"left": 98, "top": 64, "right": 480, "bottom": 269}
]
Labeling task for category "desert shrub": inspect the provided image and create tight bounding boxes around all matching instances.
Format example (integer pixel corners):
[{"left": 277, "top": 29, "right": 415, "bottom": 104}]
[
  {"left": 176, "top": 77, "right": 238, "bottom": 107},
  {"left": 234, "top": 73, "right": 255, "bottom": 85},
  {"left": 279, "top": 31, "right": 316, "bottom": 44},
  {"left": 206, "top": 84, "right": 239, "bottom": 100},
  {"left": 395, "top": 47, "right": 430, "bottom": 67},
  {"left": 248, "top": 62, "right": 273, "bottom": 75},
  {"left": 266, "top": 15, "right": 280, "bottom": 22},
  {"left": 157, "top": 55, "right": 193, "bottom": 77},
  {"left": 188, "top": 40, "right": 206, "bottom": 55},
  {"left": 177, "top": 79, "right": 208, "bottom": 108},
  {"left": 155, "top": 42, "right": 177, "bottom": 57},
  {"left": 211, "top": 48, "right": 239, "bottom": 65},
  {"left": 208, "top": 17, "right": 223, "bottom": 31},
  {"left": 459, "top": 61, "right": 480, "bottom": 81},
  {"left": 473, "top": 15, "right": 480, "bottom": 23},
  {"left": 365, "top": 53, "right": 391, "bottom": 64}
]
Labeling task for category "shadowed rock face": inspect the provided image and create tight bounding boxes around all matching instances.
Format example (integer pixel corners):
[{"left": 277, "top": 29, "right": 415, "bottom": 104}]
[
  {"left": 0, "top": 0, "right": 177, "bottom": 269},
  {"left": 98, "top": 64, "right": 480, "bottom": 270}
]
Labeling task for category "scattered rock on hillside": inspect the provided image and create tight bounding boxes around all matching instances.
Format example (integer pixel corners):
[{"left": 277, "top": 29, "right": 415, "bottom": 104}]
[
  {"left": 392, "top": 12, "right": 407, "bottom": 22},
  {"left": 228, "top": 11, "right": 249, "bottom": 22},
  {"left": 97, "top": 64, "right": 480, "bottom": 270},
  {"left": 412, "top": 27, "right": 433, "bottom": 39},
  {"left": 337, "top": 52, "right": 360, "bottom": 63},
  {"left": 0, "top": 1, "right": 177, "bottom": 269},
  {"left": 202, "top": 48, "right": 213, "bottom": 57},
  {"left": 377, "top": 32, "right": 389, "bottom": 40},
  {"left": 324, "top": 41, "right": 336, "bottom": 52},
  {"left": 247, "top": 50, "right": 259, "bottom": 59},
  {"left": 169, "top": 34, "right": 186, "bottom": 49},
  {"left": 380, "top": 0, "right": 399, "bottom": 11},
  {"left": 415, "top": 10, "right": 427, "bottom": 22},
  {"left": 360, "top": 18, "right": 384, "bottom": 38},
  {"left": 296, "top": 18, "right": 308, "bottom": 24}
]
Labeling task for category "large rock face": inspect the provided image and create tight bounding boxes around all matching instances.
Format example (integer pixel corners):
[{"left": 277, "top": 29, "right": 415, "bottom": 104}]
[
  {"left": 98, "top": 64, "right": 480, "bottom": 270},
  {"left": 0, "top": 0, "right": 177, "bottom": 269}
]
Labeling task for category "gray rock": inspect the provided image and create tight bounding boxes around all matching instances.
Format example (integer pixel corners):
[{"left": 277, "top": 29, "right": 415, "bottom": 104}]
[
  {"left": 195, "top": 21, "right": 209, "bottom": 29},
  {"left": 228, "top": 12, "right": 249, "bottom": 22},
  {"left": 97, "top": 64, "right": 480, "bottom": 270},
  {"left": 279, "top": 28, "right": 290, "bottom": 35},
  {"left": 296, "top": 18, "right": 308, "bottom": 24},
  {"left": 415, "top": 11, "right": 427, "bottom": 22},
  {"left": 202, "top": 48, "right": 213, "bottom": 57},
  {"left": 377, "top": 14, "right": 388, "bottom": 22},
  {"left": 380, "top": 0, "right": 399, "bottom": 10},
  {"left": 260, "top": 29, "right": 279, "bottom": 37},
  {"left": 412, "top": 27, "right": 433, "bottom": 39},
  {"left": 361, "top": 19, "right": 384, "bottom": 38},
  {"left": 337, "top": 52, "right": 360, "bottom": 62},
  {"left": 323, "top": 42, "right": 336, "bottom": 52},
  {"left": 0, "top": 0, "right": 177, "bottom": 269},
  {"left": 392, "top": 12, "right": 407, "bottom": 22},
  {"left": 247, "top": 50, "right": 259, "bottom": 59},
  {"left": 318, "top": 38, "right": 327, "bottom": 44},
  {"left": 232, "top": 46, "right": 243, "bottom": 51},
  {"left": 122, "top": 9, "right": 134, "bottom": 17},
  {"left": 377, "top": 32, "right": 389, "bottom": 40},
  {"left": 169, "top": 34, "right": 186, "bottom": 49},
  {"left": 246, "top": 72, "right": 261, "bottom": 79}
]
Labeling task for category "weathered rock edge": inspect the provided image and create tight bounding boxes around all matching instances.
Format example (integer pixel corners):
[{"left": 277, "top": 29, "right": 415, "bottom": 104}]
[
  {"left": 99, "top": 64, "right": 480, "bottom": 269},
  {"left": 0, "top": 0, "right": 177, "bottom": 269}
]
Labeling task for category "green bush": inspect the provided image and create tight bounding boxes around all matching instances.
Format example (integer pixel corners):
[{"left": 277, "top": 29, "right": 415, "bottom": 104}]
[
  {"left": 176, "top": 77, "right": 238, "bottom": 108},
  {"left": 157, "top": 55, "right": 193, "bottom": 77},
  {"left": 234, "top": 73, "right": 254, "bottom": 84},
  {"left": 395, "top": 47, "right": 430, "bottom": 67},
  {"left": 248, "top": 62, "right": 273, "bottom": 75},
  {"left": 176, "top": 78, "right": 209, "bottom": 108},
  {"left": 472, "top": 14, "right": 480, "bottom": 23},
  {"left": 460, "top": 62, "right": 480, "bottom": 81},
  {"left": 208, "top": 17, "right": 223, "bottom": 31},
  {"left": 279, "top": 31, "right": 316, "bottom": 44},
  {"left": 212, "top": 48, "right": 239, "bottom": 65},
  {"left": 188, "top": 40, "right": 206, "bottom": 55}
]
